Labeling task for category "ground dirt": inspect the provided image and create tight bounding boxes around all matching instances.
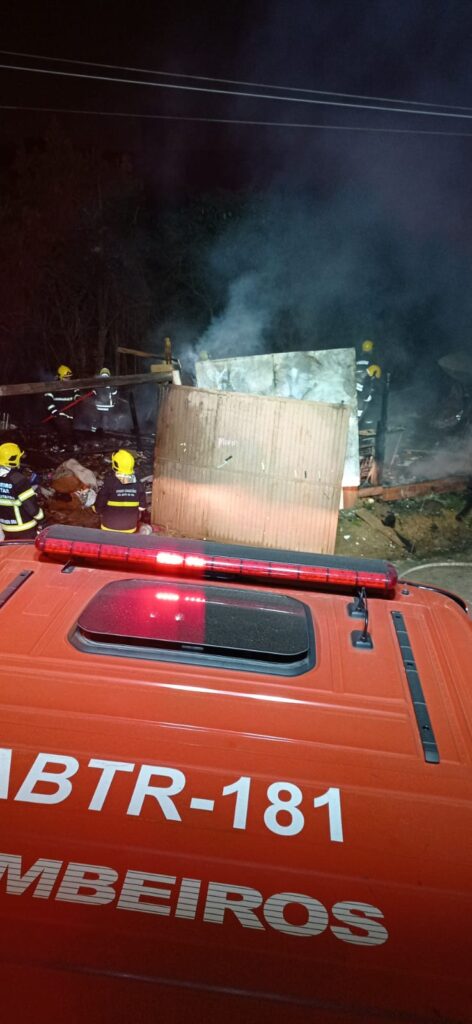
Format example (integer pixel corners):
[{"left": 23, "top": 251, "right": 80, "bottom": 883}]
[
  {"left": 336, "top": 491, "right": 471, "bottom": 561},
  {"left": 336, "top": 491, "right": 472, "bottom": 608}
]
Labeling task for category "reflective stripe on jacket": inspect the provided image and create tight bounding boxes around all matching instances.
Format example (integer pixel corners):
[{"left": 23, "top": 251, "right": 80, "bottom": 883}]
[
  {"left": 95, "top": 385, "right": 118, "bottom": 412},
  {"left": 0, "top": 470, "right": 44, "bottom": 533},
  {"left": 44, "top": 385, "right": 79, "bottom": 419},
  {"left": 95, "top": 471, "right": 146, "bottom": 533}
]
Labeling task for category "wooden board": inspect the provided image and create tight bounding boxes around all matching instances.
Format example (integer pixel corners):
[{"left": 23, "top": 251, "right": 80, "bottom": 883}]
[
  {"left": 0, "top": 370, "right": 173, "bottom": 398},
  {"left": 355, "top": 507, "right": 405, "bottom": 548}
]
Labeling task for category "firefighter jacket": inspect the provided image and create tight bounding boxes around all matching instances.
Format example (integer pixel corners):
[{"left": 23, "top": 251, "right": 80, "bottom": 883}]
[
  {"left": 95, "top": 471, "right": 147, "bottom": 533},
  {"left": 0, "top": 467, "right": 44, "bottom": 534},
  {"left": 94, "top": 384, "right": 118, "bottom": 413},
  {"left": 355, "top": 357, "right": 373, "bottom": 419},
  {"left": 44, "top": 383, "right": 80, "bottom": 421}
]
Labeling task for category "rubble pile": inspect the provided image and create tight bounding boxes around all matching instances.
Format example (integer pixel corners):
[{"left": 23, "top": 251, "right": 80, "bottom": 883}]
[
  {"left": 18, "top": 429, "right": 155, "bottom": 530},
  {"left": 42, "top": 459, "right": 100, "bottom": 528}
]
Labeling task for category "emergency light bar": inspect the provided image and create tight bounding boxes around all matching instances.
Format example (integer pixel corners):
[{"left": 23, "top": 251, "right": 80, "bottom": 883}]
[{"left": 36, "top": 527, "right": 398, "bottom": 593}]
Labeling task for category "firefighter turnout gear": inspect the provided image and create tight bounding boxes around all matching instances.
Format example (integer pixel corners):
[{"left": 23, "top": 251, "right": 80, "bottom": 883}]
[
  {"left": 112, "top": 449, "right": 135, "bottom": 474},
  {"left": 95, "top": 453, "right": 146, "bottom": 533},
  {"left": 57, "top": 365, "right": 73, "bottom": 380},
  {"left": 44, "top": 370, "right": 78, "bottom": 421},
  {"left": 356, "top": 341, "right": 381, "bottom": 423},
  {"left": 0, "top": 446, "right": 44, "bottom": 538},
  {"left": 45, "top": 368, "right": 80, "bottom": 432},
  {"left": 0, "top": 443, "right": 24, "bottom": 468},
  {"left": 94, "top": 369, "right": 118, "bottom": 414}
]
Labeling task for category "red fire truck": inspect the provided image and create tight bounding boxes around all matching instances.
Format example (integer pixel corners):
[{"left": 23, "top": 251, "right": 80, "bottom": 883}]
[{"left": 1, "top": 526, "right": 471, "bottom": 1023}]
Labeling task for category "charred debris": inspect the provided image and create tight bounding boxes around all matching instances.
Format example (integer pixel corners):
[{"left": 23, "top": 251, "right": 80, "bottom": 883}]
[{"left": 1, "top": 342, "right": 471, "bottom": 560}]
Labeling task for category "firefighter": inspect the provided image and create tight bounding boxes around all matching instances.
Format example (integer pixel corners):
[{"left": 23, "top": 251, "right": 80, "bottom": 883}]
[
  {"left": 94, "top": 449, "right": 147, "bottom": 533},
  {"left": 356, "top": 340, "right": 382, "bottom": 425},
  {"left": 90, "top": 368, "right": 118, "bottom": 434},
  {"left": 44, "top": 365, "right": 79, "bottom": 437},
  {"left": 0, "top": 443, "right": 44, "bottom": 540}
]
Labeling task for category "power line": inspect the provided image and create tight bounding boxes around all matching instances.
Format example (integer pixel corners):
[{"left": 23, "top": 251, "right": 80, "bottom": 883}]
[
  {"left": 1, "top": 48, "right": 471, "bottom": 114},
  {"left": 2, "top": 102, "right": 472, "bottom": 138},
  {"left": 2, "top": 61, "right": 472, "bottom": 121}
]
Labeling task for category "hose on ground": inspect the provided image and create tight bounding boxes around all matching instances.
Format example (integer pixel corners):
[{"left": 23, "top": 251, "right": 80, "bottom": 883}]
[{"left": 400, "top": 561, "right": 472, "bottom": 578}]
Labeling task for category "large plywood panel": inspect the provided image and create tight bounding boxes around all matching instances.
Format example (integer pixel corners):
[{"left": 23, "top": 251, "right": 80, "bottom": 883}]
[
  {"left": 152, "top": 386, "right": 349, "bottom": 553},
  {"left": 196, "top": 348, "right": 359, "bottom": 487}
]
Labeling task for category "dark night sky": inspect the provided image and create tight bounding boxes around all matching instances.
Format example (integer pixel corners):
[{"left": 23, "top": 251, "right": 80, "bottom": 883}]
[
  {"left": 2, "top": 0, "right": 472, "bottom": 400},
  {"left": 2, "top": 0, "right": 472, "bottom": 208}
]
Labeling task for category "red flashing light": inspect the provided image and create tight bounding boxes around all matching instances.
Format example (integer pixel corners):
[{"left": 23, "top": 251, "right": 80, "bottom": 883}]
[
  {"left": 36, "top": 532, "right": 397, "bottom": 593},
  {"left": 156, "top": 552, "right": 184, "bottom": 566},
  {"left": 185, "top": 555, "right": 206, "bottom": 568}
]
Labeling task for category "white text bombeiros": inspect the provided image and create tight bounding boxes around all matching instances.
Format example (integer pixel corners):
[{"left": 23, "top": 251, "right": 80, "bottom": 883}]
[{"left": 0, "top": 851, "right": 388, "bottom": 946}]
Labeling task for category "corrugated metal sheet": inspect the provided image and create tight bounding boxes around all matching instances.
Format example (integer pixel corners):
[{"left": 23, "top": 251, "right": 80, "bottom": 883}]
[
  {"left": 152, "top": 386, "right": 350, "bottom": 553},
  {"left": 196, "top": 348, "right": 360, "bottom": 487}
]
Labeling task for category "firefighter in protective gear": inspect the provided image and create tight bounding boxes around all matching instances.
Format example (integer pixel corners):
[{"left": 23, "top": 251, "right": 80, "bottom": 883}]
[
  {"left": 0, "top": 443, "right": 44, "bottom": 539},
  {"left": 44, "top": 366, "right": 80, "bottom": 436},
  {"left": 356, "top": 341, "right": 381, "bottom": 424},
  {"left": 90, "top": 369, "right": 118, "bottom": 434},
  {"left": 57, "top": 365, "right": 73, "bottom": 379},
  {"left": 94, "top": 450, "right": 147, "bottom": 533}
]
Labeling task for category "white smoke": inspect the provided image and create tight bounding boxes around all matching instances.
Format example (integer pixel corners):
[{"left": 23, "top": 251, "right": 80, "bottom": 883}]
[{"left": 197, "top": 273, "right": 270, "bottom": 360}]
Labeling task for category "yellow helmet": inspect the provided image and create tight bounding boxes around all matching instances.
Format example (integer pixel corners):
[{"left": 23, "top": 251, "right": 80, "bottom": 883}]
[
  {"left": 112, "top": 449, "right": 135, "bottom": 474},
  {"left": 57, "top": 365, "right": 73, "bottom": 380},
  {"left": 0, "top": 442, "right": 24, "bottom": 468},
  {"left": 99, "top": 367, "right": 111, "bottom": 376},
  {"left": 367, "top": 363, "right": 382, "bottom": 379},
  {"left": 362, "top": 340, "right": 374, "bottom": 353}
]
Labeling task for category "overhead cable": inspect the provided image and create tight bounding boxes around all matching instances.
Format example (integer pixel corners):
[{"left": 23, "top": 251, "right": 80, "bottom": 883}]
[
  {"left": 1, "top": 48, "right": 471, "bottom": 113},
  {"left": 2, "top": 102, "right": 472, "bottom": 138},
  {"left": 2, "top": 61, "right": 472, "bottom": 121}
]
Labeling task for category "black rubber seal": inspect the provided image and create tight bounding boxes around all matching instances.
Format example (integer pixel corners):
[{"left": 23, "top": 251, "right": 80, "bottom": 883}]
[{"left": 391, "top": 610, "right": 440, "bottom": 764}]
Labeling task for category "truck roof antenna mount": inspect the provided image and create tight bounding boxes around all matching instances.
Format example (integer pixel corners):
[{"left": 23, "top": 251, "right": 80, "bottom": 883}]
[{"left": 350, "top": 587, "right": 373, "bottom": 649}]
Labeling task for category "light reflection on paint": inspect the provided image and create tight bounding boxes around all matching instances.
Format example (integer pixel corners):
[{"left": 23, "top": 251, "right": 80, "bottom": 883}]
[{"left": 156, "top": 682, "right": 307, "bottom": 705}]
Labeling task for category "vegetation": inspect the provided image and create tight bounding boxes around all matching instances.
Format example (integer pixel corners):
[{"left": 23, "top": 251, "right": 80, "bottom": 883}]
[{"left": 0, "top": 122, "right": 237, "bottom": 381}]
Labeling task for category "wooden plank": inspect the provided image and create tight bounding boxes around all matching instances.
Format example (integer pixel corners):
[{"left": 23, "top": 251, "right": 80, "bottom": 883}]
[
  {"left": 0, "top": 370, "right": 173, "bottom": 398},
  {"left": 354, "top": 507, "right": 405, "bottom": 548},
  {"left": 381, "top": 478, "right": 469, "bottom": 501},
  {"left": 117, "top": 346, "right": 164, "bottom": 360},
  {"left": 357, "top": 486, "right": 384, "bottom": 498},
  {"left": 359, "top": 477, "right": 469, "bottom": 501}
]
